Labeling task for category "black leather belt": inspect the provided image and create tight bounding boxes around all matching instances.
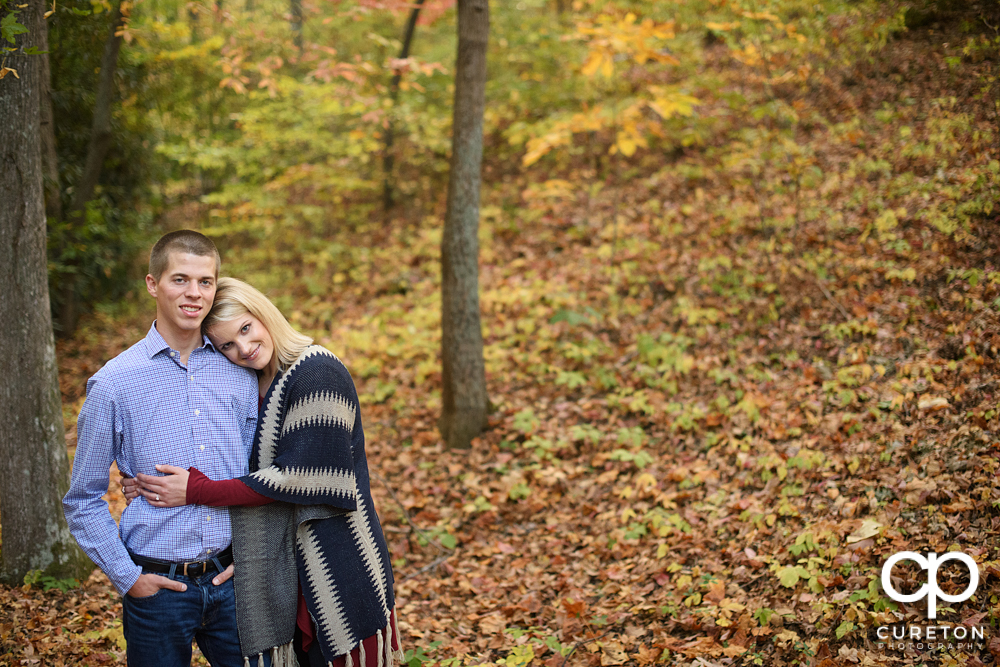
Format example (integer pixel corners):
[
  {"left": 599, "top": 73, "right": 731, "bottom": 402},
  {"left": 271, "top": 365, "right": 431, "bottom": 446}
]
[{"left": 130, "top": 545, "right": 233, "bottom": 578}]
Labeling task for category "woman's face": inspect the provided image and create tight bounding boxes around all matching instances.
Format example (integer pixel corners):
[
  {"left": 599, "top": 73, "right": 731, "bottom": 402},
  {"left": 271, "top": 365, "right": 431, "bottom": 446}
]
[{"left": 207, "top": 314, "right": 275, "bottom": 373}]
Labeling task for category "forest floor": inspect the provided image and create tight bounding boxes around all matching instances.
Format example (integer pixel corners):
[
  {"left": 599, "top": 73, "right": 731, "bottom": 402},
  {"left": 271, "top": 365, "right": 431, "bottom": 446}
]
[{"left": 8, "top": 5, "right": 1000, "bottom": 667}]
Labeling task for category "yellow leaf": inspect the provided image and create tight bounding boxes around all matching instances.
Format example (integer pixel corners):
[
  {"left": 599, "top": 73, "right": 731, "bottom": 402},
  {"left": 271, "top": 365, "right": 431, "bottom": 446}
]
[
  {"left": 741, "top": 10, "right": 780, "bottom": 21},
  {"left": 636, "top": 472, "right": 657, "bottom": 488},
  {"left": 846, "top": 519, "right": 881, "bottom": 544},
  {"left": 581, "top": 53, "right": 604, "bottom": 78},
  {"left": 616, "top": 133, "right": 637, "bottom": 157},
  {"left": 648, "top": 91, "right": 699, "bottom": 120},
  {"left": 706, "top": 21, "right": 740, "bottom": 31},
  {"left": 656, "top": 543, "right": 669, "bottom": 558}
]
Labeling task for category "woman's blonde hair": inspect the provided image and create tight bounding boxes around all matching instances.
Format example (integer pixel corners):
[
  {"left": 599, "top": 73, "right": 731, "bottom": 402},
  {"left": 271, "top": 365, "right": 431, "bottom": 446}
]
[{"left": 204, "top": 277, "right": 313, "bottom": 373}]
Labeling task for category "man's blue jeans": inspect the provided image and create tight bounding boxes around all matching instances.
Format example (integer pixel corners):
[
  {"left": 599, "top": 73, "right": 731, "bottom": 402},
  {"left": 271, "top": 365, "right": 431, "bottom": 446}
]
[{"left": 122, "top": 568, "right": 243, "bottom": 667}]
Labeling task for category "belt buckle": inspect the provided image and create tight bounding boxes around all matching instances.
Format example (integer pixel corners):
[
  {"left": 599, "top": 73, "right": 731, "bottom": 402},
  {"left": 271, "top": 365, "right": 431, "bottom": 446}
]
[{"left": 183, "top": 562, "right": 189, "bottom": 577}]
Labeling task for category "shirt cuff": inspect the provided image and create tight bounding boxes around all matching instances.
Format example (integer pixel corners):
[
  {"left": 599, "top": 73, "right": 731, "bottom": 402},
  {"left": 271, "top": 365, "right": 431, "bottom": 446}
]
[{"left": 112, "top": 563, "right": 144, "bottom": 597}]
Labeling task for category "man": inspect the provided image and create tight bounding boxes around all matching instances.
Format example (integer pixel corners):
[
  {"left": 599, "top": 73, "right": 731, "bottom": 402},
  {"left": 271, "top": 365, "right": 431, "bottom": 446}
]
[{"left": 63, "top": 230, "right": 258, "bottom": 667}]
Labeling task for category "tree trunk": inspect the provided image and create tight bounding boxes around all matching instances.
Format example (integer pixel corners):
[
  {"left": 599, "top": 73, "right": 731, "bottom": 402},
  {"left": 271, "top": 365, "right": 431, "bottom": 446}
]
[
  {"left": 438, "top": 0, "right": 489, "bottom": 450},
  {"left": 54, "top": 2, "right": 124, "bottom": 337},
  {"left": 189, "top": 4, "right": 199, "bottom": 43},
  {"left": 0, "top": 0, "right": 91, "bottom": 585},
  {"left": 383, "top": 0, "right": 426, "bottom": 214},
  {"left": 290, "top": 0, "right": 303, "bottom": 53},
  {"left": 68, "top": 2, "right": 123, "bottom": 219}
]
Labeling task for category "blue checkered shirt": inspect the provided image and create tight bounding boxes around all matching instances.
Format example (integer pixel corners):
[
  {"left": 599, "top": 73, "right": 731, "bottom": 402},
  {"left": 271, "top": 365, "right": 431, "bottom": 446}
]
[{"left": 63, "top": 322, "right": 258, "bottom": 595}]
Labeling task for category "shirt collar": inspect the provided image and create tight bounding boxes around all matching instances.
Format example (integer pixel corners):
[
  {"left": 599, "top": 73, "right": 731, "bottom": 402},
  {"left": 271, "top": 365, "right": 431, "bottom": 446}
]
[{"left": 144, "top": 321, "right": 216, "bottom": 359}]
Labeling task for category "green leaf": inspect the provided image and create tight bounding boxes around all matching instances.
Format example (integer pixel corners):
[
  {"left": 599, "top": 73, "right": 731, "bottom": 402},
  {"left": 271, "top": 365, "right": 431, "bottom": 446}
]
[
  {"left": 753, "top": 607, "right": 774, "bottom": 626},
  {"left": 549, "top": 308, "right": 590, "bottom": 326},
  {"left": 1, "top": 12, "right": 28, "bottom": 44},
  {"left": 509, "top": 482, "right": 531, "bottom": 500},
  {"left": 777, "top": 566, "right": 809, "bottom": 588},
  {"left": 555, "top": 370, "right": 587, "bottom": 388},
  {"left": 512, "top": 408, "right": 539, "bottom": 434},
  {"left": 836, "top": 621, "right": 854, "bottom": 639},
  {"left": 437, "top": 533, "right": 457, "bottom": 549}
]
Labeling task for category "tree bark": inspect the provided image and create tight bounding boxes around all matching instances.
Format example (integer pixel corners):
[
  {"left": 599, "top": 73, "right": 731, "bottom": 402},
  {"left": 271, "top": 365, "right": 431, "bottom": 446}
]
[
  {"left": 290, "top": 0, "right": 303, "bottom": 53},
  {"left": 189, "top": 4, "right": 199, "bottom": 43},
  {"left": 439, "top": 0, "right": 489, "bottom": 450},
  {"left": 39, "top": 21, "right": 61, "bottom": 224},
  {"left": 68, "top": 3, "right": 123, "bottom": 219},
  {"left": 54, "top": 3, "right": 124, "bottom": 337},
  {"left": 383, "top": 0, "right": 426, "bottom": 214},
  {"left": 0, "top": 0, "right": 91, "bottom": 585}
]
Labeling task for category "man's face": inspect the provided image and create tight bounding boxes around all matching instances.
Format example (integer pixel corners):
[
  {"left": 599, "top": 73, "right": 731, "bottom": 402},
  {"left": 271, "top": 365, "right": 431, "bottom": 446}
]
[{"left": 145, "top": 252, "right": 218, "bottom": 338}]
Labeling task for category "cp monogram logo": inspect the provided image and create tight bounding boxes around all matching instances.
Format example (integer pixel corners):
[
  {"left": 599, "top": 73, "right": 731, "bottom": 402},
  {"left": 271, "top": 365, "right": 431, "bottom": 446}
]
[{"left": 881, "top": 551, "right": 979, "bottom": 619}]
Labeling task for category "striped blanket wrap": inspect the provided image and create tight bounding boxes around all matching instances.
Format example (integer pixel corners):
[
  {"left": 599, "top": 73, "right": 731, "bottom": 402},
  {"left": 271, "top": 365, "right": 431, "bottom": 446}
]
[{"left": 229, "top": 346, "right": 399, "bottom": 667}]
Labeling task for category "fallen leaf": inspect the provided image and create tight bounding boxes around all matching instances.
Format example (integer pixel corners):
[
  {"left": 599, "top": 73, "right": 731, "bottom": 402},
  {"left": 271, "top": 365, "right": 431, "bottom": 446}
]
[
  {"left": 600, "top": 641, "right": 628, "bottom": 666},
  {"left": 846, "top": 519, "right": 881, "bottom": 543},
  {"left": 918, "top": 396, "right": 949, "bottom": 411}
]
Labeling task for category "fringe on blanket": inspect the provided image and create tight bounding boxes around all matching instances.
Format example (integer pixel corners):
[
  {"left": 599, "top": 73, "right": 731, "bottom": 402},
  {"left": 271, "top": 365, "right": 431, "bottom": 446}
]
[
  {"left": 324, "top": 624, "right": 404, "bottom": 667},
  {"left": 243, "top": 640, "right": 296, "bottom": 667},
  {"left": 248, "top": 616, "right": 401, "bottom": 667},
  {"left": 392, "top": 614, "right": 405, "bottom": 663}
]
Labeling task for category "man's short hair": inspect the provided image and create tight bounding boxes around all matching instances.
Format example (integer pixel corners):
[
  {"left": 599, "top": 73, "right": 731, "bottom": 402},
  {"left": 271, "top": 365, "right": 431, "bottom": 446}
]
[{"left": 148, "top": 230, "right": 221, "bottom": 281}]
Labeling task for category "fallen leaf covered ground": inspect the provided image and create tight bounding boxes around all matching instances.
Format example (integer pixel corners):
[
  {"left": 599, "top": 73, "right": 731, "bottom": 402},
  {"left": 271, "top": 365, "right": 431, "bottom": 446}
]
[{"left": 7, "top": 2, "right": 1000, "bottom": 666}]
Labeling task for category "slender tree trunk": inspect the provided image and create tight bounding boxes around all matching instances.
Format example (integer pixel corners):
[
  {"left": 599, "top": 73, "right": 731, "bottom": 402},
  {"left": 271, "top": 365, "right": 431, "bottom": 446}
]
[
  {"left": 289, "top": 0, "right": 303, "bottom": 53},
  {"left": 40, "top": 12, "right": 72, "bottom": 338},
  {"left": 54, "top": 3, "right": 124, "bottom": 336},
  {"left": 68, "top": 3, "right": 123, "bottom": 218},
  {"left": 439, "top": 0, "right": 489, "bottom": 450},
  {"left": 383, "top": 0, "right": 426, "bottom": 214},
  {"left": 189, "top": 4, "right": 199, "bottom": 43},
  {"left": 0, "top": 0, "right": 91, "bottom": 585}
]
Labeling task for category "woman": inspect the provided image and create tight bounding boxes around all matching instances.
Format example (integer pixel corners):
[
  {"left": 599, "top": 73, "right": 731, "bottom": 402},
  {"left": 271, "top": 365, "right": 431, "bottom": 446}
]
[{"left": 125, "top": 278, "right": 401, "bottom": 667}]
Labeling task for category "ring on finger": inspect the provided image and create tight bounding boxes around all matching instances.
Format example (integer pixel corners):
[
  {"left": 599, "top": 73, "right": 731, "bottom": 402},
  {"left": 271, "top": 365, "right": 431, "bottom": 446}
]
[{"left": 155, "top": 494, "right": 160, "bottom": 501}]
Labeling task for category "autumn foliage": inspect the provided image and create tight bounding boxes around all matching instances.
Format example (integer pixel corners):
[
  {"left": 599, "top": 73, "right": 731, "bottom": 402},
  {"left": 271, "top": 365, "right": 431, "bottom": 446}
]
[{"left": 6, "top": 0, "right": 1000, "bottom": 665}]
